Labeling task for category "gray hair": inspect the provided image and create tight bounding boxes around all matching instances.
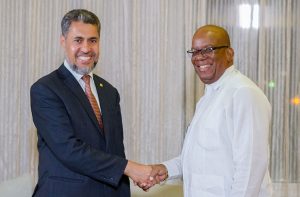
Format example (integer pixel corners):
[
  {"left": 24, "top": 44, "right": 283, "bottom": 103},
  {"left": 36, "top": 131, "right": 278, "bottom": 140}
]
[{"left": 61, "top": 9, "right": 101, "bottom": 36}]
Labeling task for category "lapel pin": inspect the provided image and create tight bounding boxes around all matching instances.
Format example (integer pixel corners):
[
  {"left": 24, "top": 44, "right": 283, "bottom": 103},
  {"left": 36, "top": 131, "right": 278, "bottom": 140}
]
[{"left": 99, "top": 83, "right": 103, "bottom": 87}]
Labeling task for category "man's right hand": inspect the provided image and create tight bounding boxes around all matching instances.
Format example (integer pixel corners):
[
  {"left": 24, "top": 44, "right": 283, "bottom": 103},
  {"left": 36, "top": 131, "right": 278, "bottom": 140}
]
[
  {"left": 124, "top": 161, "right": 168, "bottom": 191},
  {"left": 124, "top": 160, "right": 153, "bottom": 186}
]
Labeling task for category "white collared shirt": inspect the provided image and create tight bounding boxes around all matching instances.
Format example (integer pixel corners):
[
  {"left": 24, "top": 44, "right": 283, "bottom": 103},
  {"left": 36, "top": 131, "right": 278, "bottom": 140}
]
[
  {"left": 164, "top": 66, "right": 272, "bottom": 197},
  {"left": 63, "top": 60, "right": 101, "bottom": 111}
]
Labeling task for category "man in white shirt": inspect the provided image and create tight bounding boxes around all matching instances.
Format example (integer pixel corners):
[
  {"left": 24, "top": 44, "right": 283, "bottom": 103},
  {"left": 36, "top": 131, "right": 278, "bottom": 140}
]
[{"left": 144, "top": 25, "right": 273, "bottom": 197}]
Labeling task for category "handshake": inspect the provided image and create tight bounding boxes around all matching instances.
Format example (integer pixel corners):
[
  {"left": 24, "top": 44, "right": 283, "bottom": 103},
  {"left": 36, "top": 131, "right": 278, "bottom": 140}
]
[{"left": 124, "top": 160, "right": 168, "bottom": 191}]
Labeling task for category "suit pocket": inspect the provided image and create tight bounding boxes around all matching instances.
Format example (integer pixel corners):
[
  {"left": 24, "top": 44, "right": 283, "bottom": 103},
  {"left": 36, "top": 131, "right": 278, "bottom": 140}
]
[
  {"left": 48, "top": 176, "right": 84, "bottom": 183},
  {"left": 46, "top": 176, "right": 86, "bottom": 196}
]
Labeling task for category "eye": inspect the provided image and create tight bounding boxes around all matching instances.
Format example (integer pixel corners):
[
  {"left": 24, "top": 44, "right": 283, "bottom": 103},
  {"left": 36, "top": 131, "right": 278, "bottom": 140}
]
[
  {"left": 74, "top": 39, "right": 82, "bottom": 44},
  {"left": 90, "top": 39, "right": 98, "bottom": 44},
  {"left": 204, "top": 47, "right": 214, "bottom": 54}
]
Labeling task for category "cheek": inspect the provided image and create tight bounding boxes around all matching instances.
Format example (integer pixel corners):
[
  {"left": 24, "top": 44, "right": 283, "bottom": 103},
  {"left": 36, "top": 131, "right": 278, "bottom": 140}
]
[
  {"left": 94, "top": 46, "right": 100, "bottom": 54},
  {"left": 212, "top": 57, "right": 223, "bottom": 67},
  {"left": 70, "top": 46, "right": 80, "bottom": 53}
]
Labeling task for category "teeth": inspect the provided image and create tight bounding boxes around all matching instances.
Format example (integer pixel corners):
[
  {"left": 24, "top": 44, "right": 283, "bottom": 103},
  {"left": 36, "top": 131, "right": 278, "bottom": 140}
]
[
  {"left": 200, "top": 65, "right": 210, "bottom": 68},
  {"left": 78, "top": 56, "right": 91, "bottom": 61},
  {"left": 199, "top": 64, "right": 210, "bottom": 71}
]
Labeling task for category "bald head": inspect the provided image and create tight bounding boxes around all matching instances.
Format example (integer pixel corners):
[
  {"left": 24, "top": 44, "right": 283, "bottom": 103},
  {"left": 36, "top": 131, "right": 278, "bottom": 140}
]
[
  {"left": 190, "top": 25, "right": 234, "bottom": 84},
  {"left": 194, "top": 25, "right": 231, "bottom": 47}
]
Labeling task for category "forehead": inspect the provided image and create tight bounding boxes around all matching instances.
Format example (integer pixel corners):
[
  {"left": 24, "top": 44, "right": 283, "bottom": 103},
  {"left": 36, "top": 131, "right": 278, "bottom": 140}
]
[
  {"left": 67, "top": 21, "right": 99, "bottom": 38},
  {"left": 192, "top": 30, "right": 222, "bottom": 48}
]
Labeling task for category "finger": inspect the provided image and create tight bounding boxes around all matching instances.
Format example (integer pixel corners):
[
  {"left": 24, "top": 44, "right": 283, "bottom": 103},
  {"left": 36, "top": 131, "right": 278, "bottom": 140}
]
[
  {"left": 137, "top": 182, "right": 148, "bottom": 189},
  {"left": 143, "top": 188, "right": 150, "bottom": 192},
  {"left": 142, "top": 184, "right": 152, "bottom": 191},
  {"left": 155, "top": 175, "right": 161, "bottom": 183},
  {"left": 158, "top": 174, "right": 167, "bottom": 181},
  {"left": 140, "top": 182, "right": 147, "bottom": 187}
]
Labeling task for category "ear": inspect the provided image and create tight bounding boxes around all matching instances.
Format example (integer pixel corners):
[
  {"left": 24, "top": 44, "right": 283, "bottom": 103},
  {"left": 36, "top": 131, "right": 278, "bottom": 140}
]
[
  {"left": 60, "top": 35, "right": 66, "bottom": 47},
  {"left": 226, "top": 47, "right": 234, "bottom": 63}
]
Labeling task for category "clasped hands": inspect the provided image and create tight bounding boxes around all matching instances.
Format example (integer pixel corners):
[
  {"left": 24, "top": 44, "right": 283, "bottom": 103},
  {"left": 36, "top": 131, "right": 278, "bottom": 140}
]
[{"left": 124, "top": 160, "right": 168, "bottom": 191}]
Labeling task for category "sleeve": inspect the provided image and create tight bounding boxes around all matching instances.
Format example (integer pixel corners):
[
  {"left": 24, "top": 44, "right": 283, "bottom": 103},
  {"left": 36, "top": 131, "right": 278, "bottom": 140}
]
[
  {"left": 230, "top": 87, "right": 271, "bottom": 197},
  {"left": 30, "top": 82, "right": 127, "bottom": 187},
  {"left": 163, "top": 155, "right": 183, "bottom": 180}
]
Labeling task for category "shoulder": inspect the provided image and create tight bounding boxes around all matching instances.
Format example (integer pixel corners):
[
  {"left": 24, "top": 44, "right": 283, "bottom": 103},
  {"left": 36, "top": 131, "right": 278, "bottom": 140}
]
[
  {"left": 227, "top": 70, "right": 262, "bottom": 93},
  {"left": 31, "top": 64, "right": 72, "bottom": 88},
  {"left": 93, "top": 74, "right": 117, "bottom": 92},
  {"left": 30, "top": 66, "right": 69, "bottom": 96},
  {"left": 31, "top": 70, "right": 58, "bottom": 89},
  {"left": 93, "top": 74, "right": 121, "bottom": 105},
  {"left": 227, "top": 71, "right": 271, "bottom": 107}
]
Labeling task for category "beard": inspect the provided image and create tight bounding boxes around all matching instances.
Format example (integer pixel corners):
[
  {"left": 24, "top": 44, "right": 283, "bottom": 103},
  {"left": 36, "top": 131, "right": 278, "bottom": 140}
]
[{"left": 70, "top": 61, "right": 97, "bottom": 75}]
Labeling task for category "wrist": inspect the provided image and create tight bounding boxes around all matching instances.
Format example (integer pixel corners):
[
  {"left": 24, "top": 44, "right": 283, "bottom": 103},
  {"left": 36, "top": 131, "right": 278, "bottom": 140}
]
[{"left": 124, "top": 160, "right": 133, "bottom": 176}]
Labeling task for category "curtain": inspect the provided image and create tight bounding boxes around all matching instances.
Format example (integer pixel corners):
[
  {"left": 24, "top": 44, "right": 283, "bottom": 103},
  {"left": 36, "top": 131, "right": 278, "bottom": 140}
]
[{"left": 0, "top": 0, "right": 299, "bottom": 195}]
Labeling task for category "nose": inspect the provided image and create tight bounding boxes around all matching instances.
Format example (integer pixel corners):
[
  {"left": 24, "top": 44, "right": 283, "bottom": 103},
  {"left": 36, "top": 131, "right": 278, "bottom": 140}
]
[
  {"left": 81, "top": 41, "right": 91, "bottom": 53},
  {"left": 192, "top": 53, "right": 207, "bottom": 61}
]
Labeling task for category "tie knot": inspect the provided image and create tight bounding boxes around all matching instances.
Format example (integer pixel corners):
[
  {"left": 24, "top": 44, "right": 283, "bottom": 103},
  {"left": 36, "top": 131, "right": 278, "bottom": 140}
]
[{"left": 82, "top": 75, "right": 91, "bottom": 84}]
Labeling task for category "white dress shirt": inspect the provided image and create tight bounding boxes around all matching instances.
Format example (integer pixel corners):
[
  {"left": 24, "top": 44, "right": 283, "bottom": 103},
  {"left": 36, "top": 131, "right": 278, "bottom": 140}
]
[
  {"left": 164, "top": 66, "right": 272, "bottom": 197},
  {"left": 63, "top": 60, "right": 101, "bottom": 111}
]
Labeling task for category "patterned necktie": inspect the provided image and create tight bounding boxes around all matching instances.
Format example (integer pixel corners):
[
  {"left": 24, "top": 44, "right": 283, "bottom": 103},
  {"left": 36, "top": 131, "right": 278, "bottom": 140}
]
[{"left": 82, "top": 75, "right": 104, "bottom": 129}]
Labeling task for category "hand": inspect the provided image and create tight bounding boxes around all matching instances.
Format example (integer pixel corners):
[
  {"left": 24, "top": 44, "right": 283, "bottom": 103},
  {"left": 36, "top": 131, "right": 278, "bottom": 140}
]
[
  {"left": 137, "top": 164, "right": 168, "bottom": 191},
  {"left": 124, "top": 160, "right": 154, "bottom": 186},
  {"left": 151, "top": 164, "right": 168, "bottom": 183}
]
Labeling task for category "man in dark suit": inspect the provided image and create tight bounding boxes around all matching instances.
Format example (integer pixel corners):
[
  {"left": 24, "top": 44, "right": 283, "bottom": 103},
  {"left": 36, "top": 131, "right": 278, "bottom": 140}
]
[{"left": 30, "top": 9, "right": 156, "bottom": 197}]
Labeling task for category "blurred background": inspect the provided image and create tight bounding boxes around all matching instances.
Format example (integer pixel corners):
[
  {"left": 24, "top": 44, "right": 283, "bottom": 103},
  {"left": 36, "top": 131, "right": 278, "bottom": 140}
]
[{"left": 0, "top": 0, "right": 299, "bottom": 196}]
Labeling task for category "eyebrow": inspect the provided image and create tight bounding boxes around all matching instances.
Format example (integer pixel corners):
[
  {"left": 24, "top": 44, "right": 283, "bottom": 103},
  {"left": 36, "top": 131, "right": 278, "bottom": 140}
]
[
  {"left": 192, "top": 45, "right": 213, "bottom": 50},
  {"left": 73, "top": 36, "right": 99, "bottom": 40}
]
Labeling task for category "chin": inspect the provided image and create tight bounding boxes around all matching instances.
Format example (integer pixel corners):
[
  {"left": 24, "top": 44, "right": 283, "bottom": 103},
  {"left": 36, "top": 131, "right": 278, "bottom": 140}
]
[
  {"left": 199, "top": 76, "right": 214, "bottom": 84},
  {"left": 71, "top": 63, "right": 96, "bottom": 75}
]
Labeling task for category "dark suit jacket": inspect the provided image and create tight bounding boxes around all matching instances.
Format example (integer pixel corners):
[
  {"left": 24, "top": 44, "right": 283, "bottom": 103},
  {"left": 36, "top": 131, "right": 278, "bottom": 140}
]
[{"left": 30, "top": 64, "right": 130, "bottom": 197}]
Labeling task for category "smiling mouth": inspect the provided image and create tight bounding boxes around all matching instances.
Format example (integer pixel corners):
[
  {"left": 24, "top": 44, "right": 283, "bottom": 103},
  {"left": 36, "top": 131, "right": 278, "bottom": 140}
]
[
  {"left": 78, "top": 56, "right": 93, "bottom": 61},
  {"left": 198, "top": 64, "right": 211, "bottom": 72}
]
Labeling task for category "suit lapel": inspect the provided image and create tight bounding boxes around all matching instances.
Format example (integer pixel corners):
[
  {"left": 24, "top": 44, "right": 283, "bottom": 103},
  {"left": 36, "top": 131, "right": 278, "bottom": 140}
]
[{"left": 57, "top": 65, "right": 103, "bottom": 135}]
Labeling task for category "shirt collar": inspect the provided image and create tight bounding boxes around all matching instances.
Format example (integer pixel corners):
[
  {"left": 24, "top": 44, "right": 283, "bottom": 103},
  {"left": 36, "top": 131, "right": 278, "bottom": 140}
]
[
  {"left": 205, "top": 65, "right": 235, "bottom": 93},
  {"left": 63, "top": 60, "right": 94, "bottom": 82}
]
